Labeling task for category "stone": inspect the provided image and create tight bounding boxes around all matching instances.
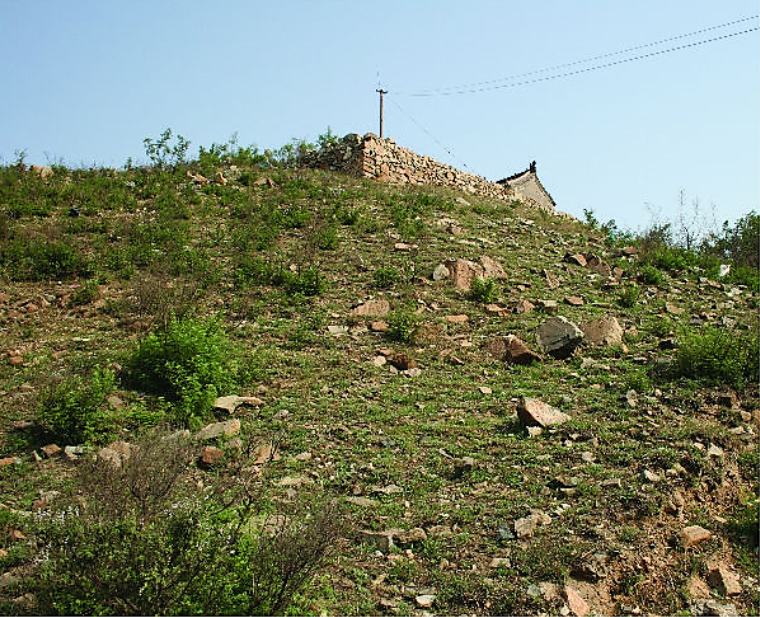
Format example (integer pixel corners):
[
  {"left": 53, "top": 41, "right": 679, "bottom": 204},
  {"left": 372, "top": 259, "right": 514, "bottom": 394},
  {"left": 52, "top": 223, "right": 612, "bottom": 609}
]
[
  {"left": 490, "top": 557, "right": 511, "bottom": 568},
  {"left": 327, "top": 325, "right": 349, "bottom": 336},
  {"left": 360, "top": 529, "right": 396, "bottom": 552},
  {"left": 564, "top": 253, "right": 587, "bottom": 267},
  {"left": 564, "top": 585, "right": 589, "bottom": 617},
  {"left": 580, "top": 316, "right": 624, "bottom": 347},
  {"left": 679, "top": 525, "right": 712, "bottom": 547},
  {"left": 394, "top": 527, "right": 427, "bottom": 545},
  {"left": 415, "top": 594, "right": 436, "bottom": 608},
  {"left": 642, "top": 469, "right": 660, "bottom": 483},
  {"left": 40, "top": 444, "right": 61, "bottom": 458},
  {"left": 370, "top": 484, "right": 403, "bottom": 495},
  {"left": 665, "top": 302, "right": 684, "bottom": 315},
  {"left": 351, "top": 299, "right": 390, "bottom": 317},
  {"left": 706, "top": 444, "right": 724, "bottom": 458},
  {"left": 0, "top": 457, "right": 19, "bottom": 468},
  {"left": 389, "top": 353, "right": 417, "bottom": 371},
  {"left": 201, "top": 446, "right": 224, "bottom": 466},
  {"left": 687, "top": 574, "right": 712, "bottom": 599},
  {"left": 432, "top": 263, "right": 450, "bottom": 281},
  {"left": 565, "top": 295, "right": 584, "bottom": 306},
  {"left": 513, "top": 299, "right": 536, "bottom": 314},
  {"left": 97, "top": 440, "right": 135, "bottom": 469},
  {"left": 692, "top": 600, "right": 740, "bottom": 616},
  {"left": 277, "top": 476, "right": 314, "bottom": 488},
  {"left": 504, "top": 335, "right": 542, "bottom": 365},
  {"left": 445, "top": 259, "right": 484, "bottom": 291},
  {"left": 345, "top": 496, "right": 378, "bottom": 507},
  {"left": 478, "top": 386, "right": 492, "bottom": 394},
  {"left": 537, "top": 299, "right": 559, "bottom": 314},
  {"left": 213, "top": 395, "right": 264, "bottom": 414},
  {"left": 514, "top": 514, "right": 539, "bottom": 538},
  {"left": 372, "top": 354, "right": 387, "bottom": 366},
  {"left": 63, "top": 445, "right": 84, "bottom": 461},
  {"left": 453, "top": 456, "right": 476, "bottom": 477},
  {"left": 445, "top": 314, "right": 469, "bottom": 323},
  {"left": 708, "top": 566, "right": 742, "bottom": 596},
  {"left": 369, "top": 320, "right": 389, "bottom": 332},
  {"left": 253, "top": 443, "right": 280, "bottom": 465},
  {"left": 536, "top": 316, "right": 584, "bottom": 359},
  {"left": 543, "top": 269, "right": 561, "bottom": 289},
  {"left": 196, "top": 419, "right": 241, "bottom": 441},
  {"left": 479, "top": 255, "right": 505, "bottom": 279},
  {"left": 517, "top": 397, "right": 570, "bottom": 428}
]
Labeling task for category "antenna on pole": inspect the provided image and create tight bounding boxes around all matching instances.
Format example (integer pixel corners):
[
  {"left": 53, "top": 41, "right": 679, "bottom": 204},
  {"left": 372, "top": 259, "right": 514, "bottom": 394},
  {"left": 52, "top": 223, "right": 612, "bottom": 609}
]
[{"left": 376, "top": 88, "right": 387, "bottom": 138}]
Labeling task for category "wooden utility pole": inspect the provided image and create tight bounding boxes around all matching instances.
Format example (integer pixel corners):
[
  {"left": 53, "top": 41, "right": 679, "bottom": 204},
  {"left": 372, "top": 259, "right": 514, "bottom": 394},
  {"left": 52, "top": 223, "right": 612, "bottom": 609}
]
[{"left": 376, "top": 89, "right": 387, "bottom": 138}]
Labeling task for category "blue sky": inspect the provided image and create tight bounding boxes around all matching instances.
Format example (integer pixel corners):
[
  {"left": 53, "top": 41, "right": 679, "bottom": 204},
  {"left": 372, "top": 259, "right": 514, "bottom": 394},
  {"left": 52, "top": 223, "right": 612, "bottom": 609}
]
[{"left": 1, "top": 0, "right": 758, "bottom": 233}]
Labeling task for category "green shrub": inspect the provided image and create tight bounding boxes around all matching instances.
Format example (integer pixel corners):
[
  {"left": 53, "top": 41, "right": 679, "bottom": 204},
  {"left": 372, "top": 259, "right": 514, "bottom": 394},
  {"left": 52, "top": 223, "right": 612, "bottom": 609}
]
[
  {"left": 283, "top": 266, "right": 326, "bottom": 296},
  {"left": 638, "top": 265, "right": 663, "bottom": 286},
  {"left": 468, "top": 277, "right": 498, "bottom": 304},
  {"left": 372, "top": 267, "right": 402, "bottom": 289},
  {"left": 126, "top": 316, "right": 237, "bottom": 428},
  {"left": 32, "top": 432, "right": 342, "bottom": 616},
  {"left": 674, "top": 324, "right": 759, "bottom": 388},
  {"left": 38, "top": 368, "right": 116, "bottom": 444},
  {"left": 385, "top": 306, "right": 421, "bottom": 343},
  {"left": 1, "top": 238, "right": 93, "bottom": 281},
  {"left": 617, "top": 285, "right": 641, "bottom": 308}
]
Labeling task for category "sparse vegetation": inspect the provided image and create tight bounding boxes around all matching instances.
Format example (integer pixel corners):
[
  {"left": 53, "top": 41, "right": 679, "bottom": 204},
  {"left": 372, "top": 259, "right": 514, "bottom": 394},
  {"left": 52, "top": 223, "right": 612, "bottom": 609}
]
[{"left": 0, "top": 133, "right": 757, "bottom": 616}]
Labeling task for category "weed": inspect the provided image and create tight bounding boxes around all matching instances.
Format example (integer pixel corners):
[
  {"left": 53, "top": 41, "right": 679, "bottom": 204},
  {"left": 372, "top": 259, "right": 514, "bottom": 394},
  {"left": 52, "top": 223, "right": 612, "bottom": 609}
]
[
  {"left": 37, "top": 367, "right": 116, "bottom": 445},
  {"left": 372, "top": 266, "right": 402, "bottom": 289},
  {"left": 674, "top": 324, "right": 759, "bottom": 388},
  {"left": 143, "top": 128, "right": 190, "bottom": 169},
  {"left": 639, "top": 264, "right": 664, "bottom": 285},
  {"left": 469, "top": 276, "right": 498, "bottom": 304},
  {"left": 385, "top": 305, "right": 421, "bottom": 343},
  {"left": 617, "top": 285, "right": 641, "bottom": 308}
]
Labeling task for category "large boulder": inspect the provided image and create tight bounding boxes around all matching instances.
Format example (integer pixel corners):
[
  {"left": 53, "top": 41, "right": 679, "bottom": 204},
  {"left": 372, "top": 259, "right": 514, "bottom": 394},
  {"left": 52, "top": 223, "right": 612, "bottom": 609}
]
[{"left": 536, "top": 316, "right": 584, "bottom": 359}]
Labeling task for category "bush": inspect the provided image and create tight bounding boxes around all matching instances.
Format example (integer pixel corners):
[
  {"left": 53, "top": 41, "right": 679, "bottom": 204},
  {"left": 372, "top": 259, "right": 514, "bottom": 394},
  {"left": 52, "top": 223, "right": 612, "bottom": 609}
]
[
  {"left": 468, "top": 277, "right": 498, "bottom": 304},
  {"left": 617, "top": 285, "right": 641, "bottom": 308},
  {"left": 38, "top": 368, "right": 116, "bottom": 445},
  {"left": 385, "top": 306, "right": 421, "bottom": 343},
  {"left": 372, "top": 267, "right": 402, "bottom": 289},
  {"left": 126, "top": 316, "right": 237, "bottom": 428},
  {"left": 674, "top": 324, "right": 759, "bottom": 388},
  {"left": 1, "top": 238, "right": 93, "bottom": 281},
  {"left": 32, "top": 431, "right": 342, "bottom": 616},
  {"left": 638, "top": 265, "right": 663, "bottom": 286}
]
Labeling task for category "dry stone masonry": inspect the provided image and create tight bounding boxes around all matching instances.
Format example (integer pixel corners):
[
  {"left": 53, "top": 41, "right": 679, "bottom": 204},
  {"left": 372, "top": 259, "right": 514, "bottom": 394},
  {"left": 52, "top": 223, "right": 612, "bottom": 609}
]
[{"left": 300, "top": 133, "right": 561, "bottom": 214}]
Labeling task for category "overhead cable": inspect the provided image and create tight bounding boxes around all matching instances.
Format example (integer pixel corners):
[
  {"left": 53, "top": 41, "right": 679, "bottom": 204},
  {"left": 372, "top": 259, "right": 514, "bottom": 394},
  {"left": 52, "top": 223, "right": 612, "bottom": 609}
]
[
  {"left": 389, "top": 98, "right": 472, "bottom": 172},
  {"left": 398, "top": 18, "right": 758, "bottom": 97}
]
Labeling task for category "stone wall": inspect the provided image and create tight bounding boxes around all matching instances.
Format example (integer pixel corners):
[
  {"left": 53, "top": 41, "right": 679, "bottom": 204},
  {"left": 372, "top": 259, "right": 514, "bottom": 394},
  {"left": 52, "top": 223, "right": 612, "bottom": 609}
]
[{"left": 300, "top": 132, "right": 525, "bottom": 204}]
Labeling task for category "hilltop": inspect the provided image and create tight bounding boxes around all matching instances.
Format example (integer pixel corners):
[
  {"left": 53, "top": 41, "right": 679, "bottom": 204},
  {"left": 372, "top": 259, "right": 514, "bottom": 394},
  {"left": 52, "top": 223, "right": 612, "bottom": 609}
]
[{"left": 0, "top": 137, "right": 757, "bottom": 616}]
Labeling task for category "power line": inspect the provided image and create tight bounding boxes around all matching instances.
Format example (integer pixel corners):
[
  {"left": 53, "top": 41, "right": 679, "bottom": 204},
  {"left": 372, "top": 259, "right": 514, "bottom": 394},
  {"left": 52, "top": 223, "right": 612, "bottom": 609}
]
[
  {"left": 389, "top": 98, "right": 473, "bottom": 172},
  {"left": 397, "top": 17, "right": 758, "bottom": 97}
]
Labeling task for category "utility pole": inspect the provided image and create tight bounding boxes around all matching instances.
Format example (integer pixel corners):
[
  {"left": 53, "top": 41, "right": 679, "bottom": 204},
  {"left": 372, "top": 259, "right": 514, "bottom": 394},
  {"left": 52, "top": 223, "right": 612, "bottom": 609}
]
[{"left": 376, "top": 89, "right": 387, "bottom": 138}]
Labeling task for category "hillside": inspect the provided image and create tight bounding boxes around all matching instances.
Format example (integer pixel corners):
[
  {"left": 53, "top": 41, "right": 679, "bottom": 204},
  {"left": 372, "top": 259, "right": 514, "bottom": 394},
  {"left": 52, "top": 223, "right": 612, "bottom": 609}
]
[{"left": 0, "top": 147, "right": 757, "bottom": 616}]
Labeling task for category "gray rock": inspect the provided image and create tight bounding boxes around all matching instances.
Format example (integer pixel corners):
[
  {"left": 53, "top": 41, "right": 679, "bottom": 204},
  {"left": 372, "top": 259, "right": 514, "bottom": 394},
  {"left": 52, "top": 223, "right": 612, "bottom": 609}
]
[
  {"left": 196, "top": 419, "right": 241, "bottom": 441},
  {"left": 432, "top": 263, "right": 450, "bottom": 281},
  {"left": 536, "top": 316, "right": 584, "bottom": 359}
]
